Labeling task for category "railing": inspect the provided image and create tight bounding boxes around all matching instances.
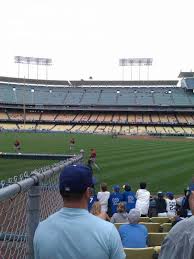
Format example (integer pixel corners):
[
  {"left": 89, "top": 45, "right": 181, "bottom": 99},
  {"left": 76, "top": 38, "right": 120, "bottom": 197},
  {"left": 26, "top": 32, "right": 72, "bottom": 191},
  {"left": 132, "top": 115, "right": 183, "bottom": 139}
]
[{"left": 0, "top": 151, "right": 84, "bottom": 259}]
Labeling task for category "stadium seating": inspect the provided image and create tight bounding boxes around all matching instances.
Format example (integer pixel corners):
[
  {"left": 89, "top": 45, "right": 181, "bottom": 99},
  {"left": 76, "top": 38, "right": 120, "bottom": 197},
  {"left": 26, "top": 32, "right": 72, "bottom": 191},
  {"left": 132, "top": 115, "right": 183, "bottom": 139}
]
[
  {"left": 151, "top": 114, "right": 160, "bottom": 123},
  {"left": 0, "top": 123, "right": 18, "bottom": 130},
  {"left": 143, "top": 114, "right": 151, "bottom": 123},
  {"left": 151, "top": 217, "right": 170, "bottom": 224},
  {"left": 121, "top": 126, "right": 130, "bottom": 134},
  {"left": 160, "top": 223, "right": 172, "bottom": 233},
  {"left": 8, "top": 112, "right": 23, "bottom": 121},
  {"left": 146, "top": 126, "right": 156, "bottom": 134},
  {"left": 148, "top": 233, "right": 167, "bottom": 247},
  {"left": 1, "top": 81, "right": 194, "bottom": 107},
  {"left": 104, "top": 125, "right": 113, "bottom": 133},
  {"left": 18, "top": 124, "right": 36, "bottom": 130},
  {"left": 139, "top": 217, "right": 151, "bottom": 222},
  {"left": 36, "top": 124, "right": 54, "bottom": 131},
  {"left": 139, "top": 223, "right": 161, "bottom": 233},
  {"left": 124, "top": 247, "right": 156, "bottom": 259},
  {"left": 1, "top": 79, "right": 194, "bottom": 137},
  {"left": 138, "top": 126, "right": 147, "bottom": 135},
  {"left": 25, "top": 112, "right": 40, "bottom": 121},
  {"left": 0, "top": 112, "right": 8, "bottom": 120},
  {"left": 114, "top": 222, "right": 161, "bottom": 233},
  {"left": 159, "top": 114, "right": 169, "bottom": 123},
  {"left": 155, "top": 127, "right": 166, "bottom": 134},
  {"left": 41, "top": 113, "right": 57, "bottom": 121},
  {"left": 86, "top": 125, "right": 97, "bottom": 133}
]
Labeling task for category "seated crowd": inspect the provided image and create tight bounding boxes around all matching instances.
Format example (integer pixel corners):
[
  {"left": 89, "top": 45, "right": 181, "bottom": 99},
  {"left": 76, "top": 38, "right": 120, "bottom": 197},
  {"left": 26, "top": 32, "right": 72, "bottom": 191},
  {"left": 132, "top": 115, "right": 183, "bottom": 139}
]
[
  {"left": 33, "top": 164, "right": 194, "bottom": 259},
  {"left": 89, "top": 182, "right": 185, "bottom": 220}
]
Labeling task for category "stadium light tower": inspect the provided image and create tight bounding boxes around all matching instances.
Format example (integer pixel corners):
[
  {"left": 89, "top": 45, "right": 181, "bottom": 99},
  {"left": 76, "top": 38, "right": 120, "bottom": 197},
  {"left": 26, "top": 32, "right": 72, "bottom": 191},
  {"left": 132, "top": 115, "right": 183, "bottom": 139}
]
[
  {"left": 14, "top": 56, "right": 52, "bottom": 81},
  {"left": 119, "top": 58, "right": 153, "bottom": 80}
]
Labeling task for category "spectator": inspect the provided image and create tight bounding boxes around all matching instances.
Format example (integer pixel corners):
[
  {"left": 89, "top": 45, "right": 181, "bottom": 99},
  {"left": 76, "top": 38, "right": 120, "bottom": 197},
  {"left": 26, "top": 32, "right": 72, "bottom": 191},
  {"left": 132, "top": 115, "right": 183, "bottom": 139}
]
[
  {"left": 118, "top": 209, "right": 148, "bottom": 248},
  {"left": 88, "top": 188, "right": 98, "bottom": 212},
  {"left": 159, "top": 184, "right": 194, "bottom": 259},
  {"left": 91, "top": 201, "right": 110, "bottom": 221},
  {"left": 111, "top": 202, "right": 129, "bottom": 223},
  {"left": 165, "top": 192, "right": 177, "bottom": 217},
  {"left": 34, "top": 164, "right": 125, "bottom": 259},
  {"left": 122, "top": 184, "right": 136, "bottom": 213},
  {"left": 97, "top": 183, "right": 110, "bottom": 212},
  {"left": 156, "top": 192, "right": 167, "bottom": 217},
  {"left": 108, "top": 185, "right": 123, "bottom": 216},
  {"left": 135, "top": 182, "right": 150, "bottom": 216},
  {"left": 148, "top": 195, "right": 157, "bottom": 217},
  {"left": 176, "top": 188, "right": 191, "bottom": 218}
]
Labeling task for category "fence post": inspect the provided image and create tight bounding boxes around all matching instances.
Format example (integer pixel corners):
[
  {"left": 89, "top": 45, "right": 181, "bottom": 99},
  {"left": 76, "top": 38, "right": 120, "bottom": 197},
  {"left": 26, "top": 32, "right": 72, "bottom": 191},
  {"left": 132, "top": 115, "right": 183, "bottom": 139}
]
[
  {"left": 26, "top": 184, "right": 41, "bottom": 259},
  {"left": 80, "top": 149, "right": 84, "bottom": 164}
]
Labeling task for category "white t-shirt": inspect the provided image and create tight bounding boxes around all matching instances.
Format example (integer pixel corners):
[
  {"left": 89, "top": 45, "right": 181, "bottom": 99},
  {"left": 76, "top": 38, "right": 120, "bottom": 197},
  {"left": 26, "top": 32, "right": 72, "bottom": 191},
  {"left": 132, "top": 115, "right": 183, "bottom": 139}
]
[
  {"left": 135, "top": 189, "right": 150, "bottom": 215},
  {"left": 97, "top": 191, "right": 110, "bottom": 212},
  {"left": 166, "top": 198, "right": 176, "bottom": 217}
]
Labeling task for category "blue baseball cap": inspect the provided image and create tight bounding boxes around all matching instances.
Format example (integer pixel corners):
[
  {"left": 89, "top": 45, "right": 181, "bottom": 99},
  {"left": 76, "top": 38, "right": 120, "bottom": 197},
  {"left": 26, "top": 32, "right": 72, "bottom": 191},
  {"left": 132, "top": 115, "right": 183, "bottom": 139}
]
[
  {"left": 113, "top": 185, "right": 120, "bottom": 192},
  {"left": 189, "top": 184, "right": 194, "bottom": 191},
  {"left": 59, "top": 164, "right": 93, "bottom": 193},
  {"left": 166, "top": 192, "right": 174, "bottom": 198}
]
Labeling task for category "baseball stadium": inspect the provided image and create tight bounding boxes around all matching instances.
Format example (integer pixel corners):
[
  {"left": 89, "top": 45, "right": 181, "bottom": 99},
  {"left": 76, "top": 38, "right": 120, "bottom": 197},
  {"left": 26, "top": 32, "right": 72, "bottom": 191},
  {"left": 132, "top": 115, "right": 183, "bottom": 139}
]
[
  {"left": 1, "top": 73, "right": 194, "bottom": 189},
  {"left": 1, "top": 72, "right": 194, "bottom": 258}
]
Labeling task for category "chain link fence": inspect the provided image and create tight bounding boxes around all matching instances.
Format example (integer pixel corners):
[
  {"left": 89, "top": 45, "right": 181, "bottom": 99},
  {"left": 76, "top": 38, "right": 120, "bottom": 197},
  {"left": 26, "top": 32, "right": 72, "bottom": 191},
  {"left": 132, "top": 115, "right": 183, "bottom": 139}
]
[{"left": 0, "top": 152, "right": 83, "bottom": 259}]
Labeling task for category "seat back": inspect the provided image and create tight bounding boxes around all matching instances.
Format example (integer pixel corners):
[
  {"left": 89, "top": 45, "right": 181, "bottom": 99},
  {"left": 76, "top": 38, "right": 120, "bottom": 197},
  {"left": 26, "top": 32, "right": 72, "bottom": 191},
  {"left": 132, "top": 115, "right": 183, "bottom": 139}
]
[
  {"left": 161, "top": 223, "right": 172, "bottom": 232},
  {"left": 114, "top": 223, "right": 126, "bottom": 229},
  {"left": 124, "top": 247, "right": 155, "bottom": 259},
  {"left": 151, "top": 217, "right": 170, "bottom": 224},
  {"left": 139, "top": 222, "right": 160, "bottom": 233},
  {"left": 148, "top": 232, "right": 168, "bottom": 247},
  {"left": 138, "top": 217, "right": 151, "bottom": 223}
]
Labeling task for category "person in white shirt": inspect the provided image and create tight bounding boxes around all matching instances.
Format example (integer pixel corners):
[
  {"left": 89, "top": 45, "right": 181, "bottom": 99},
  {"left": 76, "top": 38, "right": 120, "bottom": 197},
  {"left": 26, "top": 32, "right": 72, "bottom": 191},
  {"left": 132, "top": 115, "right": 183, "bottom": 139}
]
[
  {"left": 97, "top": 183, "right": 110, "bottom": 212},
  {"left": 135, "top": 182, "right": 150, "bottom": 216},
  {"left": 165, "top": 192, "right": 177, "bottom": 217}
]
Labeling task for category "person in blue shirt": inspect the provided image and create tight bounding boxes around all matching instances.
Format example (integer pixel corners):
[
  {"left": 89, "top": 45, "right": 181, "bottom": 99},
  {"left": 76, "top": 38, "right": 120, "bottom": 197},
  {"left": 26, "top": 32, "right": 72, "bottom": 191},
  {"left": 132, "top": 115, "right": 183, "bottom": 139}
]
[
  {"left": 122, "top": 184, "right": 137, "bottom": 213},
  {"left": 119, "top": 208, "right": 148, "bottom": 248},
  {"left": 34, "top": 164, "right": 125, "bottom": 259},
  {"left": 88, "top": 188, "right": 98, "bottom": 212},
  {"left": 108, "top": 185, "right": 123, "bottom": 216}
]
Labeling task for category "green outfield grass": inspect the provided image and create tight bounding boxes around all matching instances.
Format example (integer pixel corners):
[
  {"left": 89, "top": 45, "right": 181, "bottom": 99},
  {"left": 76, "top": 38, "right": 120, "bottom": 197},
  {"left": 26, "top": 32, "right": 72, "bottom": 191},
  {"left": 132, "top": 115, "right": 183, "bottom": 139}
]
[{"left": 0, "top": 132, "right": 194, "bottom": 194}]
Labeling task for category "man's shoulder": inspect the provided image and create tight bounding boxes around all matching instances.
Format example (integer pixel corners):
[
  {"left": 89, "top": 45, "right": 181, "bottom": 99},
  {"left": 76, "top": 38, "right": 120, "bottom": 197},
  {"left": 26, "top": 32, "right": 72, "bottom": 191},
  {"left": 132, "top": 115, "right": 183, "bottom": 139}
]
[
  {"left": 168, "top": 216, "right": 194, "bottom": 236},
  {"left": 89, "top": 213, "right": 113, "bottom": 227},
  {"left": 37, "top": 210, "right": 61, "bottom": 227}
]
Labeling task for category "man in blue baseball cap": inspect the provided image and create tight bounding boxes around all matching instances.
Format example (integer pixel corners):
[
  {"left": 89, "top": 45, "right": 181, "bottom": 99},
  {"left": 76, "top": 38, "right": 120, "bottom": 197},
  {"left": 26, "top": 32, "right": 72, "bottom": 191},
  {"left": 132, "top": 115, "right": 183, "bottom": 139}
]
[
  {"left": 159, "top": 181, "right": 194, "bottom": 259},
  {"left": 34, "top": 164, "right": 125, "bottom": 259}
]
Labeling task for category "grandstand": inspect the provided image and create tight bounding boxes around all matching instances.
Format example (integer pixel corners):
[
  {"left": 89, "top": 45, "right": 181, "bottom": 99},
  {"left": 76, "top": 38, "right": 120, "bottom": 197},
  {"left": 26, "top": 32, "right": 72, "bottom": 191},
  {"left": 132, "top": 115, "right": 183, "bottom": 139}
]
[{"left": 1, "top": 75, "right": 194, "bottom": 136}]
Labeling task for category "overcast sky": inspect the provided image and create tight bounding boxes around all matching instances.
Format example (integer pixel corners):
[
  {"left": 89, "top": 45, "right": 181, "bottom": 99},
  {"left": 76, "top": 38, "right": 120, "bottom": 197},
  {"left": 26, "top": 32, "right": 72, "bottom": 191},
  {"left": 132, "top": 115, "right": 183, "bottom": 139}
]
[{"left": 0, "top": 0, "right": 194, "bottom": 81}]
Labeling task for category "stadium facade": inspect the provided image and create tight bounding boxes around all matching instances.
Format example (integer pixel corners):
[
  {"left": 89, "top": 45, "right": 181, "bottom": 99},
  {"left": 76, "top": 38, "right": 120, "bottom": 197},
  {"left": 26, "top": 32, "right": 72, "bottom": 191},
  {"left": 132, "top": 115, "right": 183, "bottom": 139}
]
[{"left": 1, "top": 75, "right": 194, "bottom": 136}]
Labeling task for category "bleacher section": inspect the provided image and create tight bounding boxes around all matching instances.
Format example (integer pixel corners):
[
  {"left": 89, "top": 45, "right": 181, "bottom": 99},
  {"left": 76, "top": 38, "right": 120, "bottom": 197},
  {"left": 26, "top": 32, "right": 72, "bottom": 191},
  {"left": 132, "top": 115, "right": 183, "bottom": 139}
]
[
  {"left": 0, "top": 80, "right": 194, "bottom": 107},
  {"left": 0, "top": 112, "right": 8, "bottom": 120},
  {"left": 1, "top": 77, "right": 194, "bottom": 136}
]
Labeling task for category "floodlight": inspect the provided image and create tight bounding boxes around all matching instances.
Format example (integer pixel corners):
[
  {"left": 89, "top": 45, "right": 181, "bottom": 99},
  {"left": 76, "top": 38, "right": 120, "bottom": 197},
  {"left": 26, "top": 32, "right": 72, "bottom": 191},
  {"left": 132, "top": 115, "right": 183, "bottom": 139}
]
[
  {"left": 119, "top": 58, "right": 153, "bottom": 80},
  {"left": 14, "top": 56, "right": 52, "bottom": 80},
  {"left": 14, "top": 56, "right": 52, "bottom": 66}
]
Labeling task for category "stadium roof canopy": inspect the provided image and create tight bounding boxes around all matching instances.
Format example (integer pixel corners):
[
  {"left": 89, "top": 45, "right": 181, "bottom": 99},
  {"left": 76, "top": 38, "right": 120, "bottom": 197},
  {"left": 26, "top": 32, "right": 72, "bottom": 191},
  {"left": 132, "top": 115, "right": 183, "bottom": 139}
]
[
  {"left": 178, "top": 72, "right": 194, "bottom": 78},
  {"left": 0, "top": 76, "right": 177, "bottom": 87},
  {"left": 181, "top": 78, "right": 194, "bottom": 90}
]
